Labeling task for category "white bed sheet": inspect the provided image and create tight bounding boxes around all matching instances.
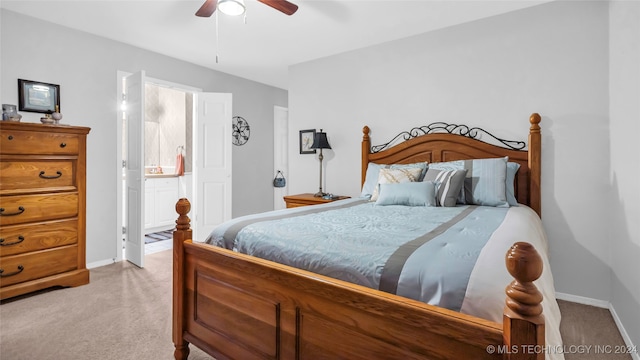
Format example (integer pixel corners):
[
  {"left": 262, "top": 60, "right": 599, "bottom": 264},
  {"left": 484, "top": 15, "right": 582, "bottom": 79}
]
[{"left": 462, "top": 205, "right": 564, "bottom": 360}]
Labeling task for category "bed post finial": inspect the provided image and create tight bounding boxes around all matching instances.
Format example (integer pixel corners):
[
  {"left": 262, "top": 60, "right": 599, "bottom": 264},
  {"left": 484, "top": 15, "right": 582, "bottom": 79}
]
[
  {"left": 173, "top": 198, "right": 191, "bottom": 360},
  {"left": 175, "top": 198, "right": 191, "bottom": 231},
  {"left": 505, "top": 242, "right": 543, "bottom": 316},
  {"left": 503, "top": 242, "right": 545, "bottom": 359},
  {"left": 362, "top": 126, "right": 371, "bottom": 188},
  {"left": 529, "top": 113, "right": 541, "bottom": 132},
  {"left": 528, "top": 113, "right": 542, "bottom": 218}
]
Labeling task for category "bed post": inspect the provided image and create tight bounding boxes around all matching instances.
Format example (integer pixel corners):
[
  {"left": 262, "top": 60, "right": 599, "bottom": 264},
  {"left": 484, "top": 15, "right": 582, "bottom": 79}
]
[
  {"left": 173, "top": 198, "right": 192, "bottom": 360},
  {"left": 503, "top": 242, "right": 545, "bottom": 360},
  {"left": 362, "top": 126, "right": 371, "bottom": 188},
  {"left": 528, "top": 113, "right": 542, "bottom": 218}
]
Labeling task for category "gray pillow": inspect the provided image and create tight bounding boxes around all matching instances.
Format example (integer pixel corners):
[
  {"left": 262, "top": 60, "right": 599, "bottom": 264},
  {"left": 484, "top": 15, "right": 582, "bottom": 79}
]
[
  {"left": 423, "top": 168, "right": 467, "bottom": 207},
  {"left": 428, "top": 161, "right": 466, "bottom": 204},
  {"left": 506, "top": 162, "right": 521, "bottom": 206}
]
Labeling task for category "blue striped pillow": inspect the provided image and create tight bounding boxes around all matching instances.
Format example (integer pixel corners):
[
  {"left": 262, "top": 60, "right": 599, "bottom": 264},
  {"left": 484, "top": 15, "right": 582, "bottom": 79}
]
[
  {"left": 423, "top": 168, "right": 467, "bottom": 207},
  {"left": 462, "top": 157, "right": 509, "bottom": 207}
]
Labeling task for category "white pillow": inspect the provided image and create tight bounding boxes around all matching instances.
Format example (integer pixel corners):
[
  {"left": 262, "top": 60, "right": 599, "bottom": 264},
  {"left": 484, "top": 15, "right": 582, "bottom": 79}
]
[
  {"left": 361, "top": 162, "right": 428, "bottom": 198},
  {"left": 370, "top": 167, "right": 424, "bottom": 201}
]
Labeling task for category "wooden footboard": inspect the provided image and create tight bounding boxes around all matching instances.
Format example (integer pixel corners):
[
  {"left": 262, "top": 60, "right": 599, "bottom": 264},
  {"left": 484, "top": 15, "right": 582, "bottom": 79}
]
[{"left": 172, "top": 199, "right": 544, "bottom": 360}]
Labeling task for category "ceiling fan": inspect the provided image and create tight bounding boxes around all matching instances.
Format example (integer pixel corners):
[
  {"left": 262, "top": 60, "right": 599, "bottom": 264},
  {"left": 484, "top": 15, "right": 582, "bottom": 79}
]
[{"left": 195, "top": 0, "right": 299, "bottom": 17}]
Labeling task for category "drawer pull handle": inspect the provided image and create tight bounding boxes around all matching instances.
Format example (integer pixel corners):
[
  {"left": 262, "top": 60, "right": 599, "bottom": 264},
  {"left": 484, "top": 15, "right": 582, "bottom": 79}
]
[
  {"left": 0, "top": 265, "right": 24, "bottom": 277},
  {"left": 7, "top": 135, "right": 13, "bottom": 140},
  {"left": 0, "top": 235, "right": 25, "bottom": 246},
  {"left": 39, "top": 171, "right": 63, "bottom": 179},
  {"left": 0, "top": 206, "right": 25, "bottom": 216},
  {"left": 60, "top": 142, "right": 67, "bottom": 148}
]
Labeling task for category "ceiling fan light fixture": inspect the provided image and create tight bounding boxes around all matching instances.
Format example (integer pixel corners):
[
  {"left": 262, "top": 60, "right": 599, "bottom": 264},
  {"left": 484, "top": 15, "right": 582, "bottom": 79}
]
[{"left": 218, "top": 0, "right": 246, "bottom": 16}]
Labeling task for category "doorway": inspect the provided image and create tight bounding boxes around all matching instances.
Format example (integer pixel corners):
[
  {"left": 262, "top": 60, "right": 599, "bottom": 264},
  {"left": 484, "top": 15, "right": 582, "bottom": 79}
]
[
  {"left": 273, "top": 106, "right": 289, "bottom": 210},
  {"left": 116, "top": 72, "right": 199, "bottom": 265},
  {"left": 116, "top": 71, "right": 233, "bottom": 267}
]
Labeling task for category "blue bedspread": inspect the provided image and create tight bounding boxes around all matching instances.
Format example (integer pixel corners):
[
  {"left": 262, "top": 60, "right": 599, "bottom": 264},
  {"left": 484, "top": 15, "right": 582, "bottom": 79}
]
[{"left": 205, "top": 198, "right": 509, "bottom": 312}]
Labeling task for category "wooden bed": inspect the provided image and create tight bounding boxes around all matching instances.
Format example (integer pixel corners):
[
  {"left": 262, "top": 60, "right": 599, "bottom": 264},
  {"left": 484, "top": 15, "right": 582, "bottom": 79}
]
[{"left": 173, "top": 113, "right": 545, "bottom": 360}]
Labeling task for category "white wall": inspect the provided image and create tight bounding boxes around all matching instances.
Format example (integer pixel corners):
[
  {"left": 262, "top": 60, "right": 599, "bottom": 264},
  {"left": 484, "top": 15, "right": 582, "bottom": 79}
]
[
  {"left": 291, "top": 0, "right": 611, "bottom": 299},
  {"left": 1, "top": 9, "right": 287, "bottom": 265},
  {"left": 609, "top": 1, "right": 640, "bottom": 349},
  {"left": 289, "top": 0, "right": 639, "bottom": 348}
]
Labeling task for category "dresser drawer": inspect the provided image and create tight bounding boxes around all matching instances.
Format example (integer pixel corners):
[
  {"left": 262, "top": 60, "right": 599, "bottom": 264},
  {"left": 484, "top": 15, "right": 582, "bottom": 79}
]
[
  {"left": 0, "top": 245, "right": 78, "bottom": 287},
  {"left": 0, "top": 219, "right": 78, "bottom": 257},
  {"left": 0, "top": 129, "right": 79, "bottom": 155},
  {"left": 0, "top": 192, "right": 78, "bottom": 226},
  {"left": 0, "top": 160, "right": 76, "bottom": 194}
]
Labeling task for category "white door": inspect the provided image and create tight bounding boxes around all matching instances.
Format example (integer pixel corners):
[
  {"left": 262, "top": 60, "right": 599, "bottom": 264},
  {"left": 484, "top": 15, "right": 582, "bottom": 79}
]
[
  {"left": 193, "top": 93, "right": 232, "bottom": 241},
  {"left": 273, "top": 106, "right": 289, "bottom": 210},
  {"left": 124, "top": 71, "right": 145, "bottom": 267}
]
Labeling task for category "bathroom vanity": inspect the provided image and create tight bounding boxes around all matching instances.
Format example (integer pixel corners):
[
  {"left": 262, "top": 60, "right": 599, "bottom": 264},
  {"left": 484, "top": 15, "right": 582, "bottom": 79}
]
[{"left": 144, "top": 174, "right": 180, "bottom": 233}]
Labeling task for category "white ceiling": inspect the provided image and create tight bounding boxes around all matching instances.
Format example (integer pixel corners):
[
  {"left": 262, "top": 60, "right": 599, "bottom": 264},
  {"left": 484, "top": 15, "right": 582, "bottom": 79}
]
[{"left": 1, "top": 0, "right": 550, "bottom": 90}]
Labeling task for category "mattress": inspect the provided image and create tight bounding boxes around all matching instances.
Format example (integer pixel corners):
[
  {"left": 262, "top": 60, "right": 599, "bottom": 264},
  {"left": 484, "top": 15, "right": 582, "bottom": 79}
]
[{"left": 205, "top": 198, "right": 564, "bottom": 359}]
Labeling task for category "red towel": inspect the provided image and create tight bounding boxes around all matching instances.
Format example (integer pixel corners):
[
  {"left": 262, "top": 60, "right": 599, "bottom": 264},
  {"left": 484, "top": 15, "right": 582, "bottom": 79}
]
[{"left": 175, "top": 153, "right": 184, "bottom": 176}]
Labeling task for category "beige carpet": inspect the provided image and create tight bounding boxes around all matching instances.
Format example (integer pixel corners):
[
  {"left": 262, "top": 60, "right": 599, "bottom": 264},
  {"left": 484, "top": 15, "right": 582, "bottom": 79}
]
[
  {"left": 0, "top": 250, "right": 212, "bottom": 360},
  {"left": 558, "top": 300, "right": 633, "bottom": 360},
  {"left": 0, "top": 250, "right": 633, "bottom": 360}
]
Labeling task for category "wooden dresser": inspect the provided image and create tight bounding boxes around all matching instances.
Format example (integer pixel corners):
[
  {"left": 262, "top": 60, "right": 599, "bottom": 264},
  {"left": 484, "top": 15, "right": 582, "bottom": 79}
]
[{"left": 0, "top": 122, "right": 91, "bottom": 300}]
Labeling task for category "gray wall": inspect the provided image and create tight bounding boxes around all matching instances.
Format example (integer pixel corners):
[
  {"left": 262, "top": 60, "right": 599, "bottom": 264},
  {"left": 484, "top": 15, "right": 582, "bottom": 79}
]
[
  {"left": 1, "top": 9, "right": 287, "bottom": 264},
  {"left": 289, "top": 0, "right": 638, "bottom": 348},
  {"left": 609, "top": 0, "right": 640, "bottom": 350}
]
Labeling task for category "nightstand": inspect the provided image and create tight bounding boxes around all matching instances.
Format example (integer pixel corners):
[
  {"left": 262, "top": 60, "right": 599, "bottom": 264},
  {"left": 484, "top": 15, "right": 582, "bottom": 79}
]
[{"left": 283, "top": 193, "right": 351, "bottom": 208}]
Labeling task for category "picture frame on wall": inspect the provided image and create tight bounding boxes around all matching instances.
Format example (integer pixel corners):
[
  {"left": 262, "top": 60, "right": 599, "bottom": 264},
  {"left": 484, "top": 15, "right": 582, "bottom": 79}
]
[
  {"left": 299, "top": 129, "right": 316, "bottom": 154},
  {"left": 18, "top": 79, "right": 60, "bottom": 114}
]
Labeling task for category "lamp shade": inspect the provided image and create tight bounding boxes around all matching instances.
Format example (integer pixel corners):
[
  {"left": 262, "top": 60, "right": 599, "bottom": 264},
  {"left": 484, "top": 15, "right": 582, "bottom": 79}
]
[
  {"left": 218, "top": 0, "right": 246, "bottom": 16},
  {"left": 311, "top": 129, "right": 331, "bottom": 150}
]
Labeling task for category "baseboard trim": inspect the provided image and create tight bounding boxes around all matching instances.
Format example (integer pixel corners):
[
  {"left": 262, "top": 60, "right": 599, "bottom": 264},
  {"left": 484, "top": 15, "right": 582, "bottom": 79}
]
[
  {"left": 608, "top": 304, "right": 640, "bottom": 360},
  {"left": 87, "top": 258, "right": 116, "bottom": 269},
  {"left": 556, "top": 292, "right": 609, "bottom": 308},
  {"left": 556, "top": 292, "right": 638, "bottom": 359}
]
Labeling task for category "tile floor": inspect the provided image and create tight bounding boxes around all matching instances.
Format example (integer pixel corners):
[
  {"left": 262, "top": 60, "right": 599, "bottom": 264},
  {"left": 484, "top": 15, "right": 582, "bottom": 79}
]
[
  {"left": 145, "top": 238, "right": 172, "bottom": 255},
  {"left": 122, "top": 232, "right": 173, "bottom": 257}
]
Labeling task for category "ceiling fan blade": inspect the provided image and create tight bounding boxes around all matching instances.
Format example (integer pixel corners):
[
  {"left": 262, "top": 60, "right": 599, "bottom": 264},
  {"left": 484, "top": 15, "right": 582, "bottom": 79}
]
[
  {"left": 257, "top": 0, "right": 298, "bottom": 15},
  {"left": 195, "top": 0, "right": 217, "bottom": 17}
]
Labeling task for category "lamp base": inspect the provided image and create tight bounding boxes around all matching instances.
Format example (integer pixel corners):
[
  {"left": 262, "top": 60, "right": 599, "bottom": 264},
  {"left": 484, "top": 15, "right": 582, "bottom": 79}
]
[{"left": 313, "top": 191, "right": 326, "bottom": 198}]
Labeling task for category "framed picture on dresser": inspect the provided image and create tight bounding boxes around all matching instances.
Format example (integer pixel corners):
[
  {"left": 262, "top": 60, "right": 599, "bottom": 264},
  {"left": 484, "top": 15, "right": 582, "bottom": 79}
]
[{"left": 18, "top": 79, "right": 60, "bottom": 114}]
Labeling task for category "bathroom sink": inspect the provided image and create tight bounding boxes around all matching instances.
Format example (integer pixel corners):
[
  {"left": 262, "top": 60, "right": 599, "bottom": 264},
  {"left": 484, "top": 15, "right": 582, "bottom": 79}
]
[{"left": 145, "top": 173, "right": 177, "bottom": 178}]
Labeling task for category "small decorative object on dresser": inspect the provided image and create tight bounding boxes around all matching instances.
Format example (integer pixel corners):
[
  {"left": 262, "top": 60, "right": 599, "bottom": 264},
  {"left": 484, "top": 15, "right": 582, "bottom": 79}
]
[
  {"left": 51, "top": 105, "right": 63, "bottom": 124},
  {"left": 40, "top": 114, "right": 55, "bottom": 124},
  {"left": 0, "top": 121, "right": 91, "bottom": 300},
  {"left": 283, "top": 193, "right": 350, "bottom": 208},
  {"left": 2, "top": 104, "right": 21, "bottom": 122}
]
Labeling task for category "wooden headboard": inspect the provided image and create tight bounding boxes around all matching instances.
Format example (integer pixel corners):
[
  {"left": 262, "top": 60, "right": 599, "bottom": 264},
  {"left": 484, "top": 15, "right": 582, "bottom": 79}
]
[{"left": 361, "top": 113, "right": 542, "bottom": 216}]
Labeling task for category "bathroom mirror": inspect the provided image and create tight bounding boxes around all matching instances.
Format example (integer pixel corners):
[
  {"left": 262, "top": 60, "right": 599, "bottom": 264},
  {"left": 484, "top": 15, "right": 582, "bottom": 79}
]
[{"left": 144, "top": 84, "right": 192, "bottom": 174}]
